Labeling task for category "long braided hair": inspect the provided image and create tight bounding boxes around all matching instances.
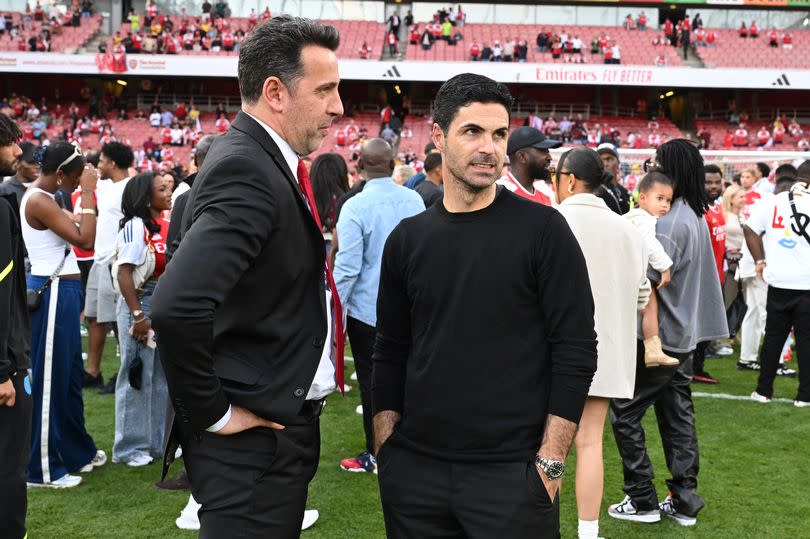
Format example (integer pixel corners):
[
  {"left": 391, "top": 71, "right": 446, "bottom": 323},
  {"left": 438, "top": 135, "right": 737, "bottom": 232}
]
[{"left": 655, "top": 139, "right": 708, "bottom": 217}]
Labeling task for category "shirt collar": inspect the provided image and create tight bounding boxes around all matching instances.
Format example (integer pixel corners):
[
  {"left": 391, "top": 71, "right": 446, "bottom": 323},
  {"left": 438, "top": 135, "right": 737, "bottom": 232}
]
[{"left": 244, "top": 111, "right": 300, "bottom": 181}]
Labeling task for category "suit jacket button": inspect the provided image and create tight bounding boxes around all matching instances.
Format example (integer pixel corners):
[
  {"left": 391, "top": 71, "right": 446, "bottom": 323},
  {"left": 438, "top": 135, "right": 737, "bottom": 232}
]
[
  {"left": 312, "top": 336, "right": 324, "bottom": 348},
  {"left": 294, "top": 387, "right": 305, "bottom": 398}
]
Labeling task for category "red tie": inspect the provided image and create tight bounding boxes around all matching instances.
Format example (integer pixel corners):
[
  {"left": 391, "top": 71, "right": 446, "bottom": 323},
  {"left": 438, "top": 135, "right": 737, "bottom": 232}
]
[{"left": 297, "top": 159, "right": 345, "bottom": 394}]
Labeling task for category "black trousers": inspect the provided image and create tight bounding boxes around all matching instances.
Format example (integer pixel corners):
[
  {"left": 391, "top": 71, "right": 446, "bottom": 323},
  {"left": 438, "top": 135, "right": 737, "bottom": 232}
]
[
  {"left": 378, "top": 441, "right": 560, "bottom": 539},
  {"left": 347, "top": 316, "right": 375, "bottom": 454},
  {"left": 757, "top": 287, "right": 810, "bottom": 401},
  {"left": 182, "top": 418, "right": 320, "bottom": 539},
  {"left": 692, "top": 341, "right": 709, "bottom": 375},
  {"left": 0, "top": 372, "right": 33, "bottom": 539},
  {"left": 610, "top": 340, "right": 704, "bottom": 517}
]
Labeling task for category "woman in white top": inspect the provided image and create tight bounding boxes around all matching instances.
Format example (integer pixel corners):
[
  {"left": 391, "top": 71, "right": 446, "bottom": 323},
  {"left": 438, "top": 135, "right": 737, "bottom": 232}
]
[
  {"left": 722, "top": 182, "right": 746, "bottom": 319},
  {"left": 21, "top": 141, "right": 105, "bottom": 488},
  {"left": 555, "top": 147, "right": 651, "bottom": 539}
]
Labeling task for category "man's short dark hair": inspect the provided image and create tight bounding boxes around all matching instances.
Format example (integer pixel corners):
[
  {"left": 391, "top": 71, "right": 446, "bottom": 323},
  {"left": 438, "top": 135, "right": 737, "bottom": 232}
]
[
  {"left": 237, "top": 16, "right": 340, "bottom": 105},
  {"left": 194, "top": 135, "right": 217, "bottom": 167},
  {"left": 101, "top": 141, "right": 134, "bottom": 169},
  {"left": 704, "top": 164, "right": 723, "bottom": 177},
  {"left": 432, "top": 73, "right": 513, "bottom": 134},
  {"left": 755, "top": 162, "right": 771, "bottom": 179},
  {"left": 638, "top": 171, "right": 673, "bottom": 194},
  {"left": 424, "top": 152, "right": 442, "bottom": 173},
  {"left": 0, "top": 112, "right": 22, "bottom": 146},
  {"left": 84, "top": 149, "right": 101, "bottom": 167},
  {"left": 424, "top": 141, "right": 436, "bottom": 155},
  {"left": 774, "top": 163, "right": 797, "bottom": 181}
]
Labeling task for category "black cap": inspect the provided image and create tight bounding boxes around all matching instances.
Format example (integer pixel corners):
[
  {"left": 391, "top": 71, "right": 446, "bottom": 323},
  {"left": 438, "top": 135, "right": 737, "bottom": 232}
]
[
  {"left": 507, "top": 126, "right": 562, "bottom": 155},
  {"left": 19, "top": 141, "right": 37, "bottom": 164}
]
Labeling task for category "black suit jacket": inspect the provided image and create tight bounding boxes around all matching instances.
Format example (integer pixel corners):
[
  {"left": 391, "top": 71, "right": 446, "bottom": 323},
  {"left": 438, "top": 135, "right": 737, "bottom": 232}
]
[{"left": 151, "top": 112, "right": 328, "bottom": 434}]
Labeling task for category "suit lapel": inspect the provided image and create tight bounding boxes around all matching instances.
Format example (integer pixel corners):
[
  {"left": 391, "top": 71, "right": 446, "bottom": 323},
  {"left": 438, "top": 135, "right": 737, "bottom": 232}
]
[{"left": 230, "top": 111, "right": 322, "bottom": 238}]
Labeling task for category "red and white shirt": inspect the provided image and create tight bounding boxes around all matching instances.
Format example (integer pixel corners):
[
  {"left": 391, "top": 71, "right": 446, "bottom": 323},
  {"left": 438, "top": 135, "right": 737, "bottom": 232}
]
[
  {"left": 215, "top": 117, "right": 230, "bottom": 133},
  {"left": 496, "top": 173, "right": 554, "bottom": 206},
  {"left": 705, "top": 202, "right": 727, "bottom": 284}
]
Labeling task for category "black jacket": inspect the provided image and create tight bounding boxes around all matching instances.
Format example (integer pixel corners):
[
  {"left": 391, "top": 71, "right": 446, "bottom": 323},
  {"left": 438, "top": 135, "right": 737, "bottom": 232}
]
[
  {"left": 151, "top": 112, "right": 329, "bottom": 433},
  {"left": 0, "top": 194, "right": 30, "bottom": 382}
]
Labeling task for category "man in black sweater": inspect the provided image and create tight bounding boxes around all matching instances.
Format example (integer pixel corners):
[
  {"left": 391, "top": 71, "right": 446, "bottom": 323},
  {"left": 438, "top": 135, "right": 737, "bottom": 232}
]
[
  {"left": 0, "top": 113, "right": 32, "bottom": 539},
  {"left": 372, "top": 74, "right": 598, "bottom": 538}
]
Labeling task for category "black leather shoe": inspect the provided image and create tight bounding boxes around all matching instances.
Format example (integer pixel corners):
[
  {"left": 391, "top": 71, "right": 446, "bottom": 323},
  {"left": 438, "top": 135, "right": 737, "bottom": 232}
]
[{"left": 98, "top": 373, "right": 117, "bottom": 394}]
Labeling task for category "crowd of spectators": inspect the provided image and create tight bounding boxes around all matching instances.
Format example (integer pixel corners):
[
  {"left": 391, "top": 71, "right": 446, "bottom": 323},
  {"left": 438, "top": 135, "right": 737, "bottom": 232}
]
[{"left": 2, "top": 0, "right": 93, "bottom": 52}]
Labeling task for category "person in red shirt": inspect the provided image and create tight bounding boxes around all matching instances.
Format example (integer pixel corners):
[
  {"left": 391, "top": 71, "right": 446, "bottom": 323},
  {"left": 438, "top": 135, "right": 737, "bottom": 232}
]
[
  {"left": 222, "top": 30, "right": 234, "bottom": 51},
  {"left": 161, "top": 126, "right": 172, "bottom": 144},
  {"left": 694, "top": 28, "right": 706, "bottom": 47},
  {"left": 409, "top": 25, "right": 420, "bottom": 44},
  {"left": 469, "top": 40, "right": 480, "bottom": 61},
  {"left": 749, "top": 21, "right": 759, "bottom": 38},
  {"left": 166, "top": 36, "right": 178, "bottom": 54},
  {"left": 358, "top": 40, "right": 371, "bottom": 59},
  {"left": 757, "top": 127, "right": 771, "bottom": 146},
  {"left": 175, "top": 102, "right": 187, "bottom": 121},
  {"left": 773, "top": 122, "right": 785, "bottom": 144},
  {"left": 387, "top": 30, "right": 398, "bottom": 55},
  {"left": 262, "top": 6, "right": 271, "bottom": 21},
  {"left": 783, "top": 32, "right": 793, "bottom": 49},
  {"left": 133, "top": 32, "right": 143, "bottom": 52},
  {"left": 17, "top": 38, "right": 26, "bottom": 51},
  {"left": 496, "top": 127, "right": 561, "bottom": 206},
  {"left": 664, "top": 19, "right": 673, "bottom": 39},
  {"left": 638, "top": 12, "right": 647, "bottom": 30},
  {"left": 248, "top": 8, "right": 258, "bottom": 28},
  {"left": 215, "top": 115, "right": 230, "bottom": 133},
  {"left": 734, "top": 126, "right": 749, "bottom": 147},
  {"left": 681, "top": 16, "right": 691, "bottom": 33},
  {"left": 740, "top": 22, "right": 748, "bottom": 38},
  {"left": 706, "top": 31, "right": 717, "bottom": 46},
  {"left": 769, "top": 29, "right": 778, "bottom": 47}
]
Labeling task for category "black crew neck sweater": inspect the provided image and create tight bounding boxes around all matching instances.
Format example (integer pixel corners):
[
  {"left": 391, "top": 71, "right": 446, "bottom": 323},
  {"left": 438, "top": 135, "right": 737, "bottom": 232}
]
[{"left": 372, "top": 187, "right": 598, "bottom": 462}]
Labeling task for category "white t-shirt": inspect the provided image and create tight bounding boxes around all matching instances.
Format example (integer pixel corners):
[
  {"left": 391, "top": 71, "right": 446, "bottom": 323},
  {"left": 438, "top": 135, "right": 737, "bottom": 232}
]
[
  {"left": 170, "top": 127, "right": 183, "bottom": 144},
  {"left": 94, "top": 177, "right": 131, "bottom": 264},
  {"left": 149, "top": 112, "right": 161, "bottom": 127},
  {"left": 746, "top": 189, "right": 810, "bottom": 290}
]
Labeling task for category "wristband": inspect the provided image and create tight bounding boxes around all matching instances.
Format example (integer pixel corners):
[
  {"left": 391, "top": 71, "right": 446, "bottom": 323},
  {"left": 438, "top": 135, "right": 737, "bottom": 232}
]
[
  {"left": 81, "top": 208, "right": 96, "bottom": 215},
  {"left": 756, "top": 259, "right": 767, "bottom": 265}
]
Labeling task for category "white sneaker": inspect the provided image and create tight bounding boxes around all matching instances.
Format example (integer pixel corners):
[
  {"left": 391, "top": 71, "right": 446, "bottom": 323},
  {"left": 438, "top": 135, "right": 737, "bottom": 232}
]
[
  {"left": 79, "top": 450, "right": 108, "bottom": 472},
  {"left": 175, "top": 495, "right": 201, "bottom": 530},
  {"left": 117, "top": 454, "right": 153, "bottom": 467},
  {"left": 751, "top": 391, "right": 771, "bottom": 403},
  {"left": 302, "top": 509, "right": 319, "bottom": 531},
  {"left": 795, "top": 400, "right": 810, "bottom": 408},
  {"left": 343, "top": 383, "right": 352, "bottom": 392},
  {"left": 28, "top": 474, "right": 83, "bottom": 489},
  {"left": 713, "top": 345, "right": 733, "bottom": 356},
  {"left": 355, "top": 405, "right": 363, "bottom": 415},
  {"left": 350, "top": 371, "right": 358, "bottom": 381},
  {"left": 659, "top": 494, "right": 697, "bottom": 526},
  {"left": 607, "top": 496, "right": 661, "bottom": 523}
]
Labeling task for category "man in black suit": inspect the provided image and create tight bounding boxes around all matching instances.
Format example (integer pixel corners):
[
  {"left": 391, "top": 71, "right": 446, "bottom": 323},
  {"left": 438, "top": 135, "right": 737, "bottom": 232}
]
[{"left": 151, "top": 15, "right": 344, "bottom": 538}]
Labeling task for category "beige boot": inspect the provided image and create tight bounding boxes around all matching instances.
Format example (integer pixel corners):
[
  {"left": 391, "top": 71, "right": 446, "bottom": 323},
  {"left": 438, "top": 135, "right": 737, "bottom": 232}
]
[{"left": 644, "top": 336, "right": 680, "bottom": 367}]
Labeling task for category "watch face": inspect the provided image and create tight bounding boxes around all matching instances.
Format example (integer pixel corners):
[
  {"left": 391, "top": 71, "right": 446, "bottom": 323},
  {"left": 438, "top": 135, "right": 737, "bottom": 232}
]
[{"left": 546, "top": 461, "right": 565, "bottom": 479}]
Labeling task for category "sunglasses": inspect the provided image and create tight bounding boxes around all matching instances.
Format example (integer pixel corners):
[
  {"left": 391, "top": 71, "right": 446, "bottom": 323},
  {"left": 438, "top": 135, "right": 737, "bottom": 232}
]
[
  {"left": 56, "top": 141, "right": 82, "bottom": 173},
  {"left": 642, "top": 158, "right": 661, "bottom": 173}
]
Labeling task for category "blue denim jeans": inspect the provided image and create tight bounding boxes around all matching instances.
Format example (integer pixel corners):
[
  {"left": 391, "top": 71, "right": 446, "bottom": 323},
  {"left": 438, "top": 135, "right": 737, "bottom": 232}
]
[{"left": 113, "top": 279, "right": 169, "bottom": 463}]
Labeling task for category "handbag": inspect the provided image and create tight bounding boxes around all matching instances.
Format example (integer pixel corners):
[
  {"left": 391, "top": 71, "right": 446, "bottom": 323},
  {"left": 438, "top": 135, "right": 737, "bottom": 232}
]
[
  {"left": 111, "top": 224, "right": 156, "bottom": 294},
  {"left": 26, "top": 245, "right": 71, "bottom": 312}
]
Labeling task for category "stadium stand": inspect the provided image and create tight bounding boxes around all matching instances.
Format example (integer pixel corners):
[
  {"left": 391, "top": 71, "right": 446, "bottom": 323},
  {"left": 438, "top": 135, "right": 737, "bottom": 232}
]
[
  {"left": 0, "top": 11, "right": 102, "bottom": 53},
  {"left": 695, "top": 28, "right": 810, "bottom": 68}
]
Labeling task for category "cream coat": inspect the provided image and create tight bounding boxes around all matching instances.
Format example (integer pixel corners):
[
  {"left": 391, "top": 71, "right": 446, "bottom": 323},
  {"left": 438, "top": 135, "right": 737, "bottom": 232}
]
[{"left": 558, "top": 194, "right": 651, "bottom": 399}]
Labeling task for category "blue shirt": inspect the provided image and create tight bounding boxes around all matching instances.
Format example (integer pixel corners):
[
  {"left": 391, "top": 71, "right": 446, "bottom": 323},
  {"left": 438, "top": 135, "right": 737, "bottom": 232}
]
[
  {"left": 334, "top": 177, "right": 425, "bottom": 327},
  {"left": 404, "top": 172, "right": 426, "bottom": 190}
]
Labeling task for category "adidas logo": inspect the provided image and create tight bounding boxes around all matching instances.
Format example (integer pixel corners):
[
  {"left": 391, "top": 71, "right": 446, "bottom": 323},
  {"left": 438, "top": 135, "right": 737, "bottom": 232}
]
[
  {"left": 382, "top": 65, "right": 401, "bottom": 78},
  {"left": 772, "top": 74, "right": 790, "bottom": 87}
]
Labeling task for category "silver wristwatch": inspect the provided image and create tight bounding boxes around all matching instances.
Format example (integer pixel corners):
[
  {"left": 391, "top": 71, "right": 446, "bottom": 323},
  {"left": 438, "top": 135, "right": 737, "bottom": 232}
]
[
  {"left": 535, "top": 456, "right": 565, "bottom": 480},
  {"left": 131, "top": 309, "right": 144, "bottom": 319}
]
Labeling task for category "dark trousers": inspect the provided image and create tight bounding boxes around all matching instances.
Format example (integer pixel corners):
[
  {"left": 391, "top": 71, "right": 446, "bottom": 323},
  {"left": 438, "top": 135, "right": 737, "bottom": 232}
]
[
  {"left": 757, "top": 287, "right": 810, "bottom": 401},
  {"left": 182, "top": 420, "right": 320, "bottom": 539},
  {"left": 692, "top": 340, "right": 708, "bottom": 375},
  {"left": 0, "top": 372, "right": 33, "bottom": 539},
  {"left": 610, "top": 340, "right": 704, "bottom": 517},
  {"left": 347, "top": 316, "right": 375, "bottom": 454},
  {"left": 378, "top": 442, "right": 560, "bottom": 538}
]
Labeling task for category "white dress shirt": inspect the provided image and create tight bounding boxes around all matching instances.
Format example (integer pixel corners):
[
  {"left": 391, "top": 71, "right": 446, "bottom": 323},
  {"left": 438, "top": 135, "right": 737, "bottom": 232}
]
[{"left": 207, "top": 112, "right": 337, "bottom": 433}]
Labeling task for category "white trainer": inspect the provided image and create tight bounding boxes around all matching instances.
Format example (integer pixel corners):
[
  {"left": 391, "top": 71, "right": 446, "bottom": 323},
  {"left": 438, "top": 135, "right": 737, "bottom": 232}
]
[
  {"left": 659, "top": 494, "right": 697, "bottom": 526},
  {"left": 28, "top": 474, "right": 83, "bottom": 489},
  {"left": 751, "top": 391, "right": 771, "bottom": 403},
  {"left": 125, "top": 454, "right": 154, "bottom": 467},
  {"left": 795, "top": 400, "right": 810, "bottom": 408},
  {"left": 607, "top": 496, "right": 661, "bottom": 523},
  {"left": 176, "top": 495, "right": 201, "bottom": 530},
  {"left": 79, "top": 450, "right": 108, "bottom": 473},
  {"left": 355, "top": 405, "right": 363, "bottom": 415},
  {"left": 350, "top": 371, "right": 358, "bottom": 381},
  {"left": 302, "top": 509, "right": 319, "bottom": 531}
]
